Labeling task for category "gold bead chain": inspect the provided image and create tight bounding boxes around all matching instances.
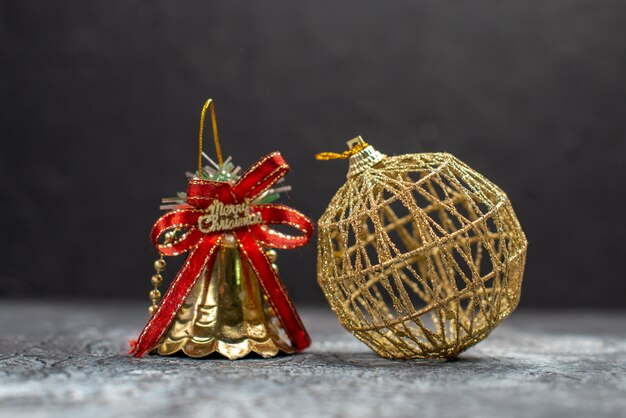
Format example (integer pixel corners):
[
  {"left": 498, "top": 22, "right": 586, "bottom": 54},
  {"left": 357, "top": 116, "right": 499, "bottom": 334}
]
[
  {"left": 148, "top": 230, "right": 177, "bottom": 315},
  {"left": 148, "top": 257, "right": 166, "bottom": 315},
  {"left": 264, "top": 249, "right": 281, "bottom": 327}
]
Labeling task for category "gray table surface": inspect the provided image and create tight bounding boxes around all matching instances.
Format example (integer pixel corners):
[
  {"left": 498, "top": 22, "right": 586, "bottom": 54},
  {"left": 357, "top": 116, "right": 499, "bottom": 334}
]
[{"left": 0, "top": 301, "right": 624, "bottom": 418}]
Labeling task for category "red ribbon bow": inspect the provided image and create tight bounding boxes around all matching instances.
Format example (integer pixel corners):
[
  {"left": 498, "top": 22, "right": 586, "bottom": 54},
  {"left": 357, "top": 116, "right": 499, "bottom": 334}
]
[{"left": 130, "top": 152, "right": 313, "bottom": 357}]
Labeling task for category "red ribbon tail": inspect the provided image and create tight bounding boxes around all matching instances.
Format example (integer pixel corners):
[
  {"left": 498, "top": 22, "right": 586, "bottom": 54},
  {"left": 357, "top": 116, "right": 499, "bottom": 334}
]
[
  {"left": 128, "top": 339, "right": 138, "bottom": 354},
  {"left": 130, "top": 235, "right": 221, "bottom": 357},
  {"left": 235, "top": 230, "right": 311, "bottom": 351}
]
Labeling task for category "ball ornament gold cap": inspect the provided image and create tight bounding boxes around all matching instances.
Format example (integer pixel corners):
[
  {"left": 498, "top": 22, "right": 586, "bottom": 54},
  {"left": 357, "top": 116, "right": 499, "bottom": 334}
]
[{"left": 345, "top": 136, "right": 385, "bottom": 178}]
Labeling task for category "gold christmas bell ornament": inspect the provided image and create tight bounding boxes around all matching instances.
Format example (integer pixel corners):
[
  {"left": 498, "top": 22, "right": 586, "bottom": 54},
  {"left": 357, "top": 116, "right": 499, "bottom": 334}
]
[
  {"left": 316, "top": 137, "right": 527, "bottom": 359},
  {"left": 132, "top": 99, "right": 313, "bottom": 360}
]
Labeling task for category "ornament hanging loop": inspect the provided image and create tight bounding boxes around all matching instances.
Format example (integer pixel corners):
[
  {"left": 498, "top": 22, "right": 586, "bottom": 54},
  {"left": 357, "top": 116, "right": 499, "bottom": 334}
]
[
  {"left": 315, "top": 135, "right": 369, "bottom": 161},
  {"left": 198, "top": 98, "right": 223, "bottom": 177}
]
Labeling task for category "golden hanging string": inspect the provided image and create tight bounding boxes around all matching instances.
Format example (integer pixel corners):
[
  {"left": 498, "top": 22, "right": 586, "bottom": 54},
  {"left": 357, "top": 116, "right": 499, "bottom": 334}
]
[
  {"left": 149, "top": 96, "right": 224, "bottom": 314},
  {"left": 198, "top": 98, "right": 223, "bottom": 176},
  {"left": 315, "top": 136, "right": 370, "bottom": 160}
]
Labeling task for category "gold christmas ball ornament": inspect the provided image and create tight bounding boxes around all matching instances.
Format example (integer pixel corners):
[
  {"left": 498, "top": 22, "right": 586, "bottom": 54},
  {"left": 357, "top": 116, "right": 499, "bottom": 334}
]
[{"left": 316, "top": 137, "right": 527, "bottom": 359}]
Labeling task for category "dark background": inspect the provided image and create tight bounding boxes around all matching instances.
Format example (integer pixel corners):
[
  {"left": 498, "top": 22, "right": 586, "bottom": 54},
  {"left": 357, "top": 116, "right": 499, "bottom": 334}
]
[{"left": 1, "top": 1, "right": 625, "bottom": 307}]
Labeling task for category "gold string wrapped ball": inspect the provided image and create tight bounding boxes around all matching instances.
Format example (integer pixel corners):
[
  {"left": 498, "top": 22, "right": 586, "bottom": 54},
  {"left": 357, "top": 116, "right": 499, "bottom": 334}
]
[{"left": 316, "top": 137, "right": 527, "bottom": 359}]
